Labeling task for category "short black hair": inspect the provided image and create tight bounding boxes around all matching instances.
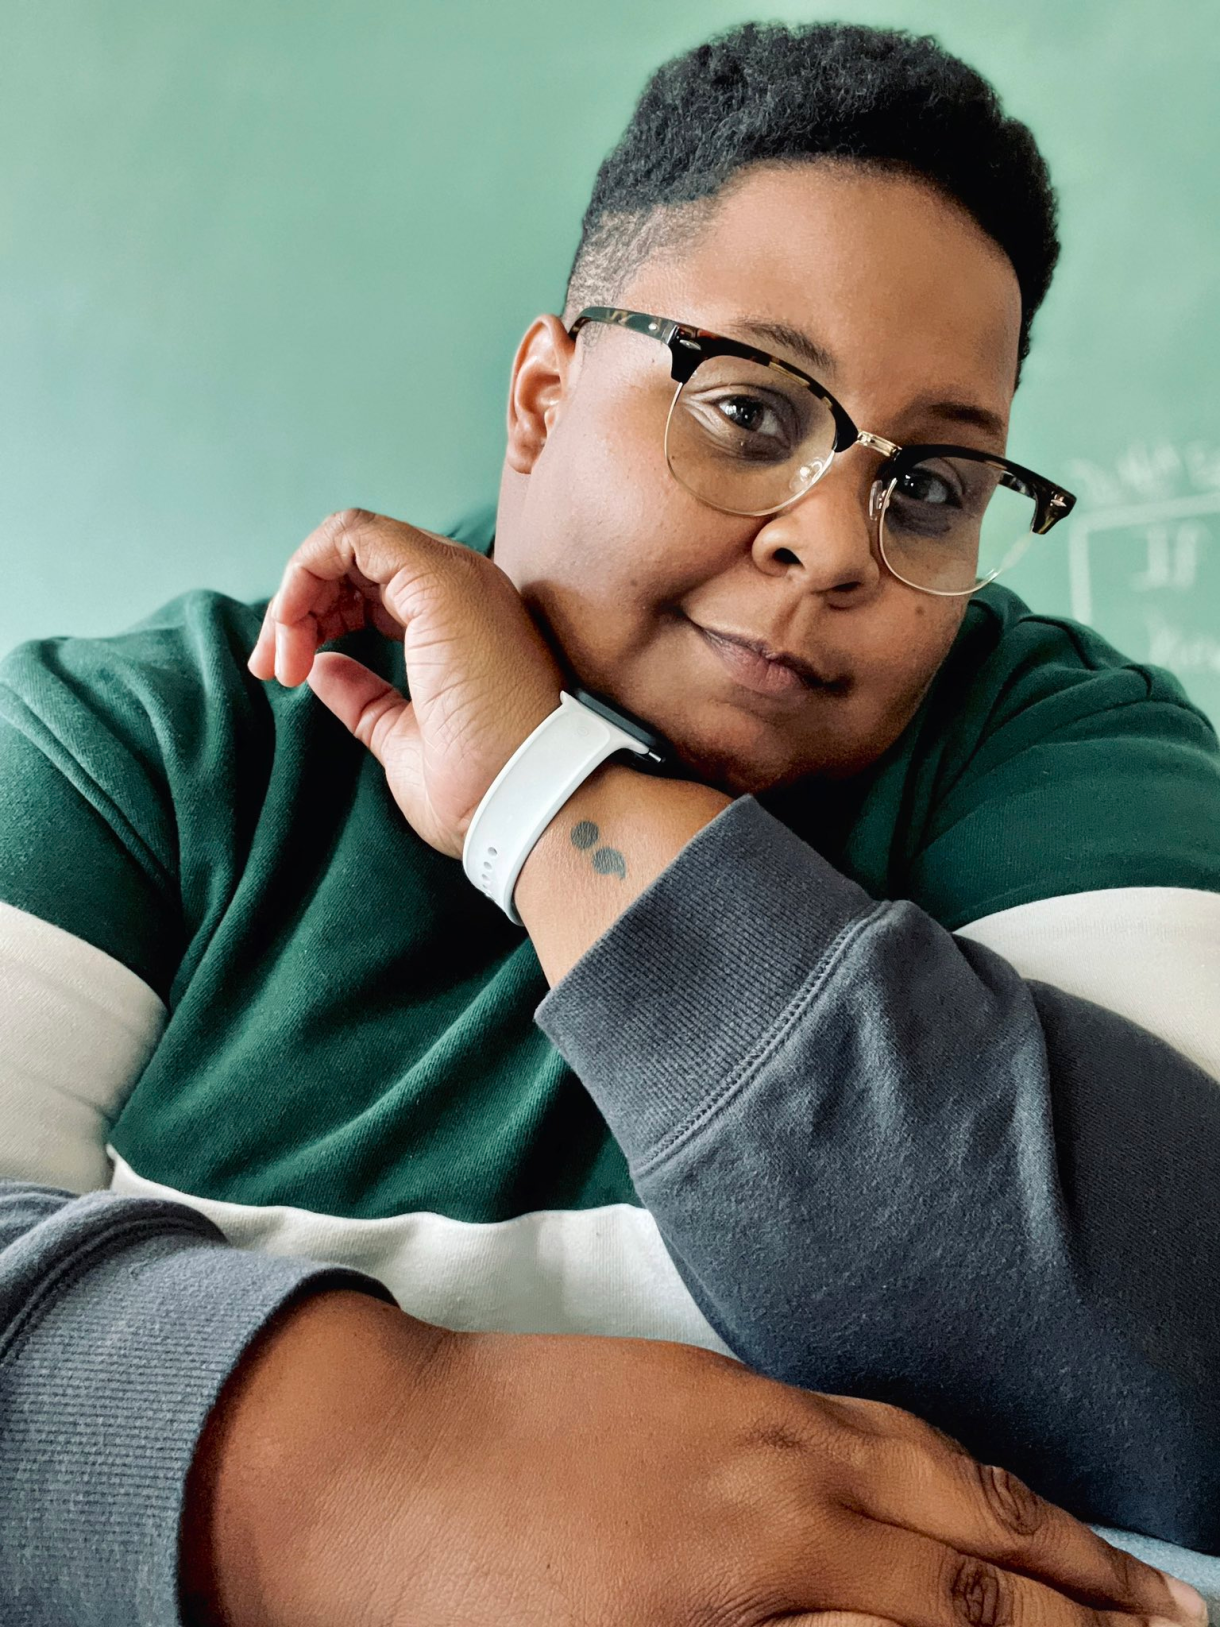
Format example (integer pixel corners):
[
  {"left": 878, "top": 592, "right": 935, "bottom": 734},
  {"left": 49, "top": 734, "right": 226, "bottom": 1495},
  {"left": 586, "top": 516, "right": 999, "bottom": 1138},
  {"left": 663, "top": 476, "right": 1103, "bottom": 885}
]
[{"left": 565, "top": 21, "right": 1060, "bottom": 388}]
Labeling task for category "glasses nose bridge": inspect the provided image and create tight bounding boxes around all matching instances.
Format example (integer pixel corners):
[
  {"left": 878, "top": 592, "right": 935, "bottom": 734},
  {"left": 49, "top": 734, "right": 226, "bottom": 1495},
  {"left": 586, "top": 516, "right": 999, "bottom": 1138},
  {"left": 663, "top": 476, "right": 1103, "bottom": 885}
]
[
  {"left": 805, "top": 426, "right": 900, "bottom": 523},
  {"left": 851, "top": 428, "right": 903, "bottom": 462}
]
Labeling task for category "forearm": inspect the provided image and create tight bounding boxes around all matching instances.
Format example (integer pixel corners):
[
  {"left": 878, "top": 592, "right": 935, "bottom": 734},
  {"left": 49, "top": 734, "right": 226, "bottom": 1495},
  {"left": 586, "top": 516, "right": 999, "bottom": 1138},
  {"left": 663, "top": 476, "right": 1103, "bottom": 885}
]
[{"left": 532, "top": 796, "right": 1220, "bottom": 1549}]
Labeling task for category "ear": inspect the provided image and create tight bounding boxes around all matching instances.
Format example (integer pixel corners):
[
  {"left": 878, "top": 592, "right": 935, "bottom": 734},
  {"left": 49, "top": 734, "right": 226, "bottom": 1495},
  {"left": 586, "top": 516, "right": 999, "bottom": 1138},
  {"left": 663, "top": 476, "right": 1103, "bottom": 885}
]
[{"left": 505, "top": 314, "right": 579, "bottom": 475}]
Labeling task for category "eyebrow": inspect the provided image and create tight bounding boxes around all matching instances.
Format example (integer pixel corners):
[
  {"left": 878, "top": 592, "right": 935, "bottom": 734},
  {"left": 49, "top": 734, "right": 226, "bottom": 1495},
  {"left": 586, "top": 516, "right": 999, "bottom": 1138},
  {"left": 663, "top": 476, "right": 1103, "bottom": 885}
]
[
  {"left": 736, "top": 317, "right": 837, "bottom": 378},
  {"left": 733, "top": 315, "right": 1009, "bottom": 446},
  {"left": 899, "top": 389, "right": 1009, "bottom": 445}
]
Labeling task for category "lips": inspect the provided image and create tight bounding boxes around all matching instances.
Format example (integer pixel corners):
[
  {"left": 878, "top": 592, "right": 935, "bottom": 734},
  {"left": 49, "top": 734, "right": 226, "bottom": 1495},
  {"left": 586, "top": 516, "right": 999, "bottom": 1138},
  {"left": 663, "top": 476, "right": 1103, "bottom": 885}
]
[{"left": 693, "top": 621, "right": 847, "bottom": 699}]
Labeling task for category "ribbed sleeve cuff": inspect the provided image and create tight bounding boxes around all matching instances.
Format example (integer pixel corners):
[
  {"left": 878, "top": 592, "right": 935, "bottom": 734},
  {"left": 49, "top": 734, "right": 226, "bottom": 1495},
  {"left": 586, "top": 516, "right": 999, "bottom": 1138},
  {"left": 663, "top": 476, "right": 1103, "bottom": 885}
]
[
  {"left": 0, "top": 1212, "right": 387, "bottom": 1627},
  {"left": 535, "top": 794, "right": 884, "bottom": 1174}
]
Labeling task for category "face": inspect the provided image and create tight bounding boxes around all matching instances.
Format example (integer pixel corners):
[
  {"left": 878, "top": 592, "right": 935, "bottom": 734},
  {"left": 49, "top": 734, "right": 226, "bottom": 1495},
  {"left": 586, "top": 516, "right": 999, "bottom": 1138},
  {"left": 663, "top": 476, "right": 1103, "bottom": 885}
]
[{"left": 494, "top": 161, "right": 1022, "bottom": 795}]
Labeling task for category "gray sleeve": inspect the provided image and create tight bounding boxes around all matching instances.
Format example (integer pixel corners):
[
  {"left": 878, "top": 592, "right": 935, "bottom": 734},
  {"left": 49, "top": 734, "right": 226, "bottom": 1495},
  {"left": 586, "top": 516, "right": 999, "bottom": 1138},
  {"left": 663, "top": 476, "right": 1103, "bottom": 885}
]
[
  {"left": 0, "top": 1179, "right": 392, "bottom": 1627},
  {"left": 535, "top": 795, "right": 1220, "bottom": 1554}
]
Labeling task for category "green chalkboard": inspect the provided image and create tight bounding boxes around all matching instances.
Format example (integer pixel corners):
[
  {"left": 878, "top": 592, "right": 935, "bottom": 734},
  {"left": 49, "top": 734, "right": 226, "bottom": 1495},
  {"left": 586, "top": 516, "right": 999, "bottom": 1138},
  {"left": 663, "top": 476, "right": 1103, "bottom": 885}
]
[{"left": 1, "top": 0, "right": 1217, "bottom": 722}]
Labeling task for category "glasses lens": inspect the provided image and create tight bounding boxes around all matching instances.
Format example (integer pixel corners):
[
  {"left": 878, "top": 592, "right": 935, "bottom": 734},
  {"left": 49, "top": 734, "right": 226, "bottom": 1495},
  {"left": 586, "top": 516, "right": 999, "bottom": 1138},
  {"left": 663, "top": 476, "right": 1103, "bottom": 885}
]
[
  {"left": 879, "top": 456, "right": 1038, "bottom": 595},
  {"left": 666, "top": 356, "right": 838, "bottom": 515}
]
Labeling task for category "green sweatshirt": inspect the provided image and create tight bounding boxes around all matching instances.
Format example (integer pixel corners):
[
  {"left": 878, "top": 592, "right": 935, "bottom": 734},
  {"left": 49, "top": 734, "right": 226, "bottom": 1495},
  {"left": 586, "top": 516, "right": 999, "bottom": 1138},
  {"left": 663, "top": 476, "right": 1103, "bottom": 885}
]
[
  {"left": 3, "top": 507, "right": 1220, "bottom": 1614},
  {"left": 0, "top": 507, "right": 1217, "bottom": 1230}
]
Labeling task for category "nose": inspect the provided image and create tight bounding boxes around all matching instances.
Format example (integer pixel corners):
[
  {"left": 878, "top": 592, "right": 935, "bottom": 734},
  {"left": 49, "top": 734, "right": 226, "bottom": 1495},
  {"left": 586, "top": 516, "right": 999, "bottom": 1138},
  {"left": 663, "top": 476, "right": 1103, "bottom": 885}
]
[{"left": 749, "top": 458, "right": 886, "bottom": 600}]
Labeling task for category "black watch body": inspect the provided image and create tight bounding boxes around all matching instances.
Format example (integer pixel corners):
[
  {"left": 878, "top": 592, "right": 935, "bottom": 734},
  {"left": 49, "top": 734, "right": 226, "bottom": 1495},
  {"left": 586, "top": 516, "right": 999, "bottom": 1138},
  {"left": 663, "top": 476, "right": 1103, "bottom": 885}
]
[{"left": 570, "top": 687, "right": 678, "bottom": 776}]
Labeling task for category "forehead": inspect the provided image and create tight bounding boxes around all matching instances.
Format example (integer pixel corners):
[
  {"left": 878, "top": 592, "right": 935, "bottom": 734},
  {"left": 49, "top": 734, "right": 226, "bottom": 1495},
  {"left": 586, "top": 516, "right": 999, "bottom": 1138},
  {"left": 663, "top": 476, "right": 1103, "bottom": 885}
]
[{"left": 618, "top": 162, "right": 1022, "bottom": 434}]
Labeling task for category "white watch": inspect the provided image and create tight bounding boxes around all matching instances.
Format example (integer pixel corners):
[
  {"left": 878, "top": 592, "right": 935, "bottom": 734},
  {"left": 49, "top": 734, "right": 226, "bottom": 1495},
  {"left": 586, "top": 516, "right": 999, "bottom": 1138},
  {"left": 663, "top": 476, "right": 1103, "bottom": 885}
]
[{"left": 462, "top": 689, "right": 669, "bottom": 924}]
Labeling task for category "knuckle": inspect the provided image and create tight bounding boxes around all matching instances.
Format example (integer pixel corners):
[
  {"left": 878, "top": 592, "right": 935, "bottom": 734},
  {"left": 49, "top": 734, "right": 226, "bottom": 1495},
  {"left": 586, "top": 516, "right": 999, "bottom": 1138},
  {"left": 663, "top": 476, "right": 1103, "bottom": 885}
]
[
  {"left": 975, "top": 1462, "right": 1046, "bottom": 1539},
  {"left": 920, "top": 1417, "right": 972, "bottom": 1459},
  {"left": 1105, "top": 1540, "right": 1148, "bottom": 1602},
  {"left": 438, "top": 537, "right": 479, "bottom": 580},
  {"left": 815, "top": 1392, "right": 903, "bottom": 1439},
  {"left": 853, "top": 1393, "right": 941, "bottom": 1445},
  {"left": 819, "top": 1397, "right": 909, "bottom": 1476},
  {"left": 327, "top": 507, "right": 377, "bottom": 533},
  {"left": 741, "top": 1417, "right": 810, "bottom": 1456},
  {"left": 728, "top": 1383, "right": 801, "bottom": 1444},
  {"left": 946, "top": 1554, "right": 1013, "bottom": 1627}
]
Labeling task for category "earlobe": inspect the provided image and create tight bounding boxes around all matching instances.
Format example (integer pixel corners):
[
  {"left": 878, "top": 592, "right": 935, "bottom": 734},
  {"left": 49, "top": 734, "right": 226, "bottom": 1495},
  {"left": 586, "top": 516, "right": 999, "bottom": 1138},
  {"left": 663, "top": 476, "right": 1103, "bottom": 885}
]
[{"left": 505, "top": 314, "right": 576, "bottom": 475}]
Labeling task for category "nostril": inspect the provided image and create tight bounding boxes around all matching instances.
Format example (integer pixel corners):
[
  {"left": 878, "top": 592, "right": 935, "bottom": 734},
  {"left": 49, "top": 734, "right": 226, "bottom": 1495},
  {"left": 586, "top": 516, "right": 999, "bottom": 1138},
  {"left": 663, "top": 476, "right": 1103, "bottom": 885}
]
[{"left": 774, "top": 547, "right": 801, "bottom": 566}]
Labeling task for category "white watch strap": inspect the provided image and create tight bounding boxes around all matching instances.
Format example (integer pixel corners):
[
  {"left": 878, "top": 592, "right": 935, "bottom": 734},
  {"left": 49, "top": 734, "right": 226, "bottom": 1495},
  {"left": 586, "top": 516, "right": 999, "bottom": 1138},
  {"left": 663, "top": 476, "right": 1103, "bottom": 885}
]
[{"left": 462, "top": 691, "right": 651, "bottom": 924}]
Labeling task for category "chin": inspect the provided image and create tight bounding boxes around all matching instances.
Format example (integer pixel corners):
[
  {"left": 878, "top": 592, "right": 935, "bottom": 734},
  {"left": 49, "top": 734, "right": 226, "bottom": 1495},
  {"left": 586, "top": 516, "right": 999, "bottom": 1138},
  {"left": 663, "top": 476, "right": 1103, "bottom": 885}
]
[{"left": 663, "top": 731, "right": 820, "bottom": 798}]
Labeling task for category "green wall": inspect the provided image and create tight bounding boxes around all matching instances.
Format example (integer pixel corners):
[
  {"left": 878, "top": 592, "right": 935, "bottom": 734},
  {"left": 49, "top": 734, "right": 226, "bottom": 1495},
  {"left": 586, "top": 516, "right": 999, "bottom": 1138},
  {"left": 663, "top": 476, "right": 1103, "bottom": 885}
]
[{"left": 2, "top": 0, "right": 1218, "bottom": 722}]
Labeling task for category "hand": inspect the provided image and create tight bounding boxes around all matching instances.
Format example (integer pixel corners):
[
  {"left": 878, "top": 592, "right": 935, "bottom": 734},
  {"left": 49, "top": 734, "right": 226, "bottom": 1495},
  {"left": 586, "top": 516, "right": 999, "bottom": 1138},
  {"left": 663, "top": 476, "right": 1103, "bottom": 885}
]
[
  {"left": 183, "top": 1291, "right": 1207, "bottom": 1627},
  {"left": 247, "top": 508, "right": 566, "bottom": 857}
]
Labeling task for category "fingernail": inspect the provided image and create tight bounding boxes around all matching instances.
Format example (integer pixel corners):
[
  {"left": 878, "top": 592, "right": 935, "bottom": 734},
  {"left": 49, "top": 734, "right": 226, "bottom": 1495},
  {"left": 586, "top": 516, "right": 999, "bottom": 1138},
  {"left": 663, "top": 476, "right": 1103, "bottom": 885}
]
[
  {"left": 275, "top": 624, "right": 288, "bottom": 682},
  {"left": 1160, "top": 1572, "right": 1209, "bottom": 1625}
]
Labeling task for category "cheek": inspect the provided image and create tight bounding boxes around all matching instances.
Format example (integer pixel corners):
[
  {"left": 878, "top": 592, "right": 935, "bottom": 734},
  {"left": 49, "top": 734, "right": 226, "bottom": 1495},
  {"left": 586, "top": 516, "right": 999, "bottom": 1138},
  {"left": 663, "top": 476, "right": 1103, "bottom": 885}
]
[
  {"left": 859, "top": 600, "right": 964, "bottom": 731},
  {"left": 779, "top": 598, "right": 964, "bottom": 784},
  {"left": 524, "top": 403, "right": 668, "bottom": 590},
  {"left": 520, "top": 410, "right": 745, "bottom": 654}
]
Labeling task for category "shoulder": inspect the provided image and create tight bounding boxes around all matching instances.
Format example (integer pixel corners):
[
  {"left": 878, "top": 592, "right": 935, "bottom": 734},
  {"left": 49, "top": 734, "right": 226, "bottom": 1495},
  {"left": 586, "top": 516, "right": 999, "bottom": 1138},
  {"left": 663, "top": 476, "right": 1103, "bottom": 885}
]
[
  {"left": 0, "top": 586, "right": 276, "bottom": 831},
  {"left": 0, "top": 582, "right": 407, "bottom": 754},
  {"left": 0, "top": 587, "right": 271, "bottom": 752},
  {"left": 0, "top": 593, "right": 255, "bottom": 1006},
  {"left": 0, "top": 582, "right": 270, "bottom": 685},
  {"left": 0, "top": 591, "right": 278, "bottom": 987},
  {"left": 934, "top": 582, "right": 1218, "bottom": 767},
  {"left": 885, "top": 584, "right": 1220, "bottom": 926}
]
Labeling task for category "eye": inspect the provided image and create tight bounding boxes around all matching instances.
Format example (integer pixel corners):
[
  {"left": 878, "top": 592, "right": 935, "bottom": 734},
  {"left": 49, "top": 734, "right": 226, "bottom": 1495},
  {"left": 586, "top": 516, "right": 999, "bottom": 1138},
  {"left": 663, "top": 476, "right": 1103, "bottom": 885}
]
[
  {"left": 896, "top": 465, "right": 961, "bottom": 506},
  {"left": 715, "top": 394, "right": 786, "bottom": 437},
  {"left": 684, "top": 388, "right": 802, "bottom": 462}
]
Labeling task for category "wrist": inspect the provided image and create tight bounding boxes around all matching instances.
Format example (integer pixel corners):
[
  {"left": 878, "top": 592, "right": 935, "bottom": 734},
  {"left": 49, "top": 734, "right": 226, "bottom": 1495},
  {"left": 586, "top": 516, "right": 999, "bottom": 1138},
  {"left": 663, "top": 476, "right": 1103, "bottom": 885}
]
[
  {"left": 462, "top": 690, "right": 666, "bottom": 922},
  {"left": 514, "top": 762, "right": 732, "bottom": 985}
]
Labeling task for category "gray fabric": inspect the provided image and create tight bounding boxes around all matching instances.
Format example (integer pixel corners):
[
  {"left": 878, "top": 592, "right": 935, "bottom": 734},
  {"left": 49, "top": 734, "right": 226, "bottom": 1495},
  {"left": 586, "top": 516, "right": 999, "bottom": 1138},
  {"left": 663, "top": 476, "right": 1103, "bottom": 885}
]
[
  {"left": 536, "top": 794, "right": 1220, "bottom": 1584},
  {"left": 1092, "top": 1528, "right": 1220, "bottom": 1618},
  {"left": 0, "top": 1181, "right": 385, "bottom": 1626}
]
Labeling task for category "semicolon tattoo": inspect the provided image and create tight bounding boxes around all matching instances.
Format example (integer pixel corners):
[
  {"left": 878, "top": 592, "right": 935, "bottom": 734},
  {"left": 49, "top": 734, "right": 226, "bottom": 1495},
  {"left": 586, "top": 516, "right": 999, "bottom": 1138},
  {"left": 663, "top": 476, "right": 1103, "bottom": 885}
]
[{"left": 569, "top": 819, "right": 627, "bottom": 882}]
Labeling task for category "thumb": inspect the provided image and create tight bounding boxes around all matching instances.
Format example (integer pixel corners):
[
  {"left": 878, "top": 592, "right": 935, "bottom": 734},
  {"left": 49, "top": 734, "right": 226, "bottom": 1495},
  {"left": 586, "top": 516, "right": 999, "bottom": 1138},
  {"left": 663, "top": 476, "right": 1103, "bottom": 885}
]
[{"left": 305, "top": 651, "right": 421, "bottom": 775}]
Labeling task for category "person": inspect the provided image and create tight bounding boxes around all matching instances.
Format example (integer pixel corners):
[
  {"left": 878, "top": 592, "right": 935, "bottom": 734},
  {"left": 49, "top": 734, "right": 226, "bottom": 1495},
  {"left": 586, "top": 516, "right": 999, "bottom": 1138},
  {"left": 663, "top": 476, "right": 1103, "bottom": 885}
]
[{"left": 1, "top": 18, "right": 1218, "bottom": 1627}]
